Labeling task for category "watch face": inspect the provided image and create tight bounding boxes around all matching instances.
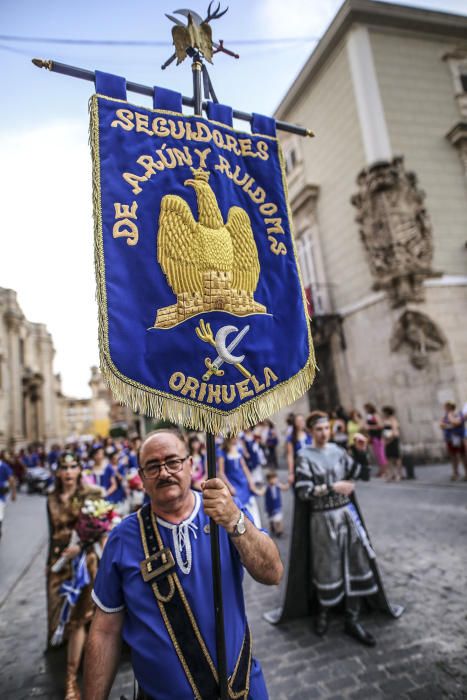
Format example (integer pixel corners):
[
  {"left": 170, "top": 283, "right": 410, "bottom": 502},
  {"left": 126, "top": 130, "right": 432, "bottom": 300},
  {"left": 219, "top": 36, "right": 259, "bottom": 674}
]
[{"left": 237, "top": 513, "right": 246, "bottom": 534}]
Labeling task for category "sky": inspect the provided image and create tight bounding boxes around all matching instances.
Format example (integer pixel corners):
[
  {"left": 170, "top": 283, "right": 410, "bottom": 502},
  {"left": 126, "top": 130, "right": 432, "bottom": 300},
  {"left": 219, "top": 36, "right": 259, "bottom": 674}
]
[{"left": 1, "top": 0, "right": 467, "bottom": 398}]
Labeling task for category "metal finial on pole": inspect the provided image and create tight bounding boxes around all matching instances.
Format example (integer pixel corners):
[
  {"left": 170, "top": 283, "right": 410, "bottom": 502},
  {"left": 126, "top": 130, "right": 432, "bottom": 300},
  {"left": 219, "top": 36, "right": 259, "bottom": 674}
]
[
  {"left": 162, "top": 2, "right": 239, "bottom": 70},
  {"left": 32, "top": 57, "right": 52, "bottom": 69}
]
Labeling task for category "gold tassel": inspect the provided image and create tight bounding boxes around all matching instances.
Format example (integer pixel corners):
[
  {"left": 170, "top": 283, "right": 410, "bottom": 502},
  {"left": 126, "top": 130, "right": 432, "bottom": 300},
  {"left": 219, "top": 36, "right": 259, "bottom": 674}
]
[{"left": 99, "top": 353, "right": 316, "bottom": 436}]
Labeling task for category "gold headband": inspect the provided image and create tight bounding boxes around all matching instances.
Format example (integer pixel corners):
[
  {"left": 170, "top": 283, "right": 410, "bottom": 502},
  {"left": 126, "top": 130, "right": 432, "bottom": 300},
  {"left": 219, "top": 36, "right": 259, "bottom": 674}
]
[{"left": 308, "top": 416, "right": 328, "bottom": 428}]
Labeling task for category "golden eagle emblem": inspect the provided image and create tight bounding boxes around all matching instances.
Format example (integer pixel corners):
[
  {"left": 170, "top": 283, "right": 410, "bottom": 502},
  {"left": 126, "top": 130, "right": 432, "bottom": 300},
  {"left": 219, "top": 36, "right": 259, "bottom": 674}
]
[
  {"left": 171, "top": 13, "right": 214, "bottom": 65},
  {"left": 154, "top": 169, "right": 267, "bottom": 328}
]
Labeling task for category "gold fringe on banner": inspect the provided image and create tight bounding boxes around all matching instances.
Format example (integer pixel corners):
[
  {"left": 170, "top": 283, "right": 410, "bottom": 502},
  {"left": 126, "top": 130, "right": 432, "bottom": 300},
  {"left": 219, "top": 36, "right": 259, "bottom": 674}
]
[{"left": 89, "top": 95, "right": 316, "bottom": 436}]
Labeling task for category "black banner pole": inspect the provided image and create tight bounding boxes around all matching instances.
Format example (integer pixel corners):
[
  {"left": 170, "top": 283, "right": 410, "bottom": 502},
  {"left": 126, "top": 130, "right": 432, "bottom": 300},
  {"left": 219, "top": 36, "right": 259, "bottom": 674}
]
[
  {"left": 191, "top": 51, "right": 229, "bottom": 700},
  {"left": 32, "top": 58, "right": 314, "bottom": 138},
  {"left": 206, "top": 432, "right": 229, "bottom": 700}
]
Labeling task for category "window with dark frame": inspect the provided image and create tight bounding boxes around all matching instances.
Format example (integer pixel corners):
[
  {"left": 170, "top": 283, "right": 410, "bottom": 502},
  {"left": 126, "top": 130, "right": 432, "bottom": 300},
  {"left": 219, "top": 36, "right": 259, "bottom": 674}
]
[{"left": 285, "top": 148, "right": 298, "bottom": 175}]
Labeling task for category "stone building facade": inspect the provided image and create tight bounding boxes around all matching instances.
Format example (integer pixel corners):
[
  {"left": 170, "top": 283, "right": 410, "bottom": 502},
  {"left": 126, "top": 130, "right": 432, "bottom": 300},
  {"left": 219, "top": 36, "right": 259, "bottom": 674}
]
[
  {"left": 88, "top": 366, "right": 143, "bottom": 438},
  {"left": 62, "top": 397, "right": 93, "bottom": 440},
  {"left": 0, "top": 288, "right": 143, "bottom": 447},
  {"left": 56, "top": 367, "right": 144, "bottom": 441},
  {"left": 273, "top": 0, "right": 467, "bottom": 458},
  {"left": 0, "top": 288, "right": 63, "bottom": 449}
]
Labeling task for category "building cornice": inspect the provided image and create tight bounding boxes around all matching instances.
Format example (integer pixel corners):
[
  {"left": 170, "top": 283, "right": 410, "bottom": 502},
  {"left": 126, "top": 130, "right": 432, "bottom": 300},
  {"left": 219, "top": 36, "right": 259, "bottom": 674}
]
[
  {"left": 4, "top": 310, "right": 24, "bottom": 332},
  {"left": 290, "top": 182, "right": 320, "bottom": 214},
  {"left": 446, "top": 121, "right": 467, "bottom": 147},
  {"left": 337, "top": 275, "right": 467, "bottom": 318},
  {"left": 275, "top": 0, "right": 467, "bottom": 119}
]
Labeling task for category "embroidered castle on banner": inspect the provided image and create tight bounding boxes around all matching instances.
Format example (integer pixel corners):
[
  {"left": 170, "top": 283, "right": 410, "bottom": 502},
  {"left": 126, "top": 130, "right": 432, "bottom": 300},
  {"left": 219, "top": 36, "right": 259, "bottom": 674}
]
[{"left": 155, "top": 168, "right": 266, "bottom": 328}]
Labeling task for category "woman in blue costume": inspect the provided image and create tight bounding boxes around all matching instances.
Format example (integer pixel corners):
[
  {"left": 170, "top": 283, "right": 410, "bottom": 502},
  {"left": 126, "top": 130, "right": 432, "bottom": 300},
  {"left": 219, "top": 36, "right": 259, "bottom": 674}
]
[
  {"left": 218, "top": 436, "right": 263, "bottom": 529},
  {"left": 106, "top": 451, "right": 129, "bottom": 515},
  {"left": 240, "top": 429, "right": 255, "bottom": 470},
  {"left": 82, "top": 447, "right": 118, "bottom": 502},
  {"left": 286, "top": 414, "right": 312, "bottom": 484}
]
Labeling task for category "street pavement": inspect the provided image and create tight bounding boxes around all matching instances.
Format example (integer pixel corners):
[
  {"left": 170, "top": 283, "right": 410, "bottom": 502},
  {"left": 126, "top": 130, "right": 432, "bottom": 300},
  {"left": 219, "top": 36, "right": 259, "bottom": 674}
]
[
  {"left": 0, "top": 490, "right": 48, "bottom": 607},
  {"left": 0, "top": 464, "right": 466, "bottom": 699}
]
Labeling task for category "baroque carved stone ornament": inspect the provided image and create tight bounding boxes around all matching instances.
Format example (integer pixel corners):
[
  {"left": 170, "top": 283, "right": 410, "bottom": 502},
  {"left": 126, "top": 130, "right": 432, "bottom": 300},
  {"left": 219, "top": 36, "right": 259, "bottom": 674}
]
[
  {"left": 351, "top": 157, "right": 438, "bottom": 307},
  {"left": 390, "top": 310, "right": 445, "bottom": 370}
]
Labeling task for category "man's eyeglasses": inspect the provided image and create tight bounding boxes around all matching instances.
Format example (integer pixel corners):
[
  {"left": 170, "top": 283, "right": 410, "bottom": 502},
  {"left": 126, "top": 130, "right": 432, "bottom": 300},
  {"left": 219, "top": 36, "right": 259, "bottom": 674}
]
[{"left": 141, "top": 456, "right": 189, "bottom": 479}]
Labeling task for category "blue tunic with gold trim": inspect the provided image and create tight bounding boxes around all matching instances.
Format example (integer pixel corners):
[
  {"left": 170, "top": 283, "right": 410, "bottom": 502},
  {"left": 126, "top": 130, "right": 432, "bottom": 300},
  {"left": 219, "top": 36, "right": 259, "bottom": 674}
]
[{"left": 92, "top": 491, "right": 268, "bottom": 699}]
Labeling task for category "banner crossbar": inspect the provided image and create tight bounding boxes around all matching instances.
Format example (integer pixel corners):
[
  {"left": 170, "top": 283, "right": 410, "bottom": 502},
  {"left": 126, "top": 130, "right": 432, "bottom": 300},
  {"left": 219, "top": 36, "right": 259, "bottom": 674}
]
[{"left": 32, "top": 58, "right": 314, "bottom": 137}]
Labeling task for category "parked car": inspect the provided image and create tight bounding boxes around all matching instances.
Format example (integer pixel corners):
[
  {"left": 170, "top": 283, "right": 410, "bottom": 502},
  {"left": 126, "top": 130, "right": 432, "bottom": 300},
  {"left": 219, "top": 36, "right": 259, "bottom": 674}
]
[{"left": 26, "top": 466, "right": 53, "bottom": 495}]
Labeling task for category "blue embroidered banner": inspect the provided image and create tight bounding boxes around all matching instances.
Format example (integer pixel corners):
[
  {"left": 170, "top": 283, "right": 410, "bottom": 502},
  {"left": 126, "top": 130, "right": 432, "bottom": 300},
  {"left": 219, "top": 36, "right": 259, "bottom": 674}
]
[{"left": 90, "top": 86, "right": 315, "bottom": 434}]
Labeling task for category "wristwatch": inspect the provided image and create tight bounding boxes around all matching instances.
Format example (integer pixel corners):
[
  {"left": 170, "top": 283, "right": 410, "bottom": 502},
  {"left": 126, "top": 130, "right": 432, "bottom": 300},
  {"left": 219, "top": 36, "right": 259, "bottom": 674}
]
[{"left": 229, "top": 510, "right": 246, "bottom": 538}]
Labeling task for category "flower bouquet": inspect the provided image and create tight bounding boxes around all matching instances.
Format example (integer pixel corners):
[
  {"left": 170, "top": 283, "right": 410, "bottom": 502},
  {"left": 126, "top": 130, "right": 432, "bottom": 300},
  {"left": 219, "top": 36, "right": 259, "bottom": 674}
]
[
  {"left": 51, "top": 497, "right": 121, "bottom": 572},
  {"left": 76, "top": 497, "right": 121, "bottom": 547}
]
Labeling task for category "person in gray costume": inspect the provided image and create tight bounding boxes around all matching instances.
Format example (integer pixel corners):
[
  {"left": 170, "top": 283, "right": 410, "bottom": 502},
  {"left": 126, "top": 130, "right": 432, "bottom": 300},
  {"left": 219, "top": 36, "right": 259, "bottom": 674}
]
[{"left": 264, "top": 411, "right": 402, "bottom": 646}]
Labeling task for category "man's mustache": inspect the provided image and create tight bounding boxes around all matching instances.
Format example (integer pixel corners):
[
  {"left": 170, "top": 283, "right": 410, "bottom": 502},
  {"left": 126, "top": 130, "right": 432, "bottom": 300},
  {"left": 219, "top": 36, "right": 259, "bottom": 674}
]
[{"left": 156, "top": 478, "right": 179, "bottom": 488}]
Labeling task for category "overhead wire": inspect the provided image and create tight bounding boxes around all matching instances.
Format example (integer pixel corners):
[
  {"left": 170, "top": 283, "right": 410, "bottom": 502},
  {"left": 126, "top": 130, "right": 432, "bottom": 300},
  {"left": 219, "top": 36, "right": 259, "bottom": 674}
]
[
  {"left": 0, "top": 43, "right": 33, "bottom": 56},
  {"left": 0, "top": 33, "right": 320, "bottom": 47}
]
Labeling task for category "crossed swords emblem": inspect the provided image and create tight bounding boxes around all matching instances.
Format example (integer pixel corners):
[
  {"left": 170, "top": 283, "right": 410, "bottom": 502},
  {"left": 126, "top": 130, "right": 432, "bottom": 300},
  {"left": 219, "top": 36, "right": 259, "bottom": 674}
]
[{"left": 195, "top": 319, "right": 252, "bottom": 382}]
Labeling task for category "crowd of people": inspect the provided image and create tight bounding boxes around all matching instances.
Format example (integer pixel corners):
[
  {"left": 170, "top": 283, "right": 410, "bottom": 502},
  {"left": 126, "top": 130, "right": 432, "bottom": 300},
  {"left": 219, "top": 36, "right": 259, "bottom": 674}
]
[
  {"left": 0, "top": 401, "right": 465, "bottom": 698},
  {"left": 0, "top": 421, "right": 284, "bottom": 541},
  {"left": 2, "top": 396, "right": 466, "bottom": 543},
  {"left": 286, "top": 403, "right": 404, "bottom": 484},
  {"left": 2, "top": 397, "right": 466, "bottom": 545}
]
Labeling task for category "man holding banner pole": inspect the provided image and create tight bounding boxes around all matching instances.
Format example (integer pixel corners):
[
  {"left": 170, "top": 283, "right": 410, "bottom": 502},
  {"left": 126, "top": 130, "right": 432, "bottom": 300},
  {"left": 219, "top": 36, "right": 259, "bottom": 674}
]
[
  {"left": 84, "top": 428, "right": 282, "bottom": 699},
  {"left": 33, "top": 5, "right": 316, "bottom": 697},
  {"left": 83, "top": 61, "right": 315, "bottom": 699}
]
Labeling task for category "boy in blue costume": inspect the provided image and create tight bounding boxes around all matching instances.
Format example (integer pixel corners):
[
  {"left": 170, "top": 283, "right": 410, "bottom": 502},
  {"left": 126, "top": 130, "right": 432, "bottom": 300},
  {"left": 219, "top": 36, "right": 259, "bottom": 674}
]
[{"left": 264, "top": 470, "right": 289, "bottom": 537}]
